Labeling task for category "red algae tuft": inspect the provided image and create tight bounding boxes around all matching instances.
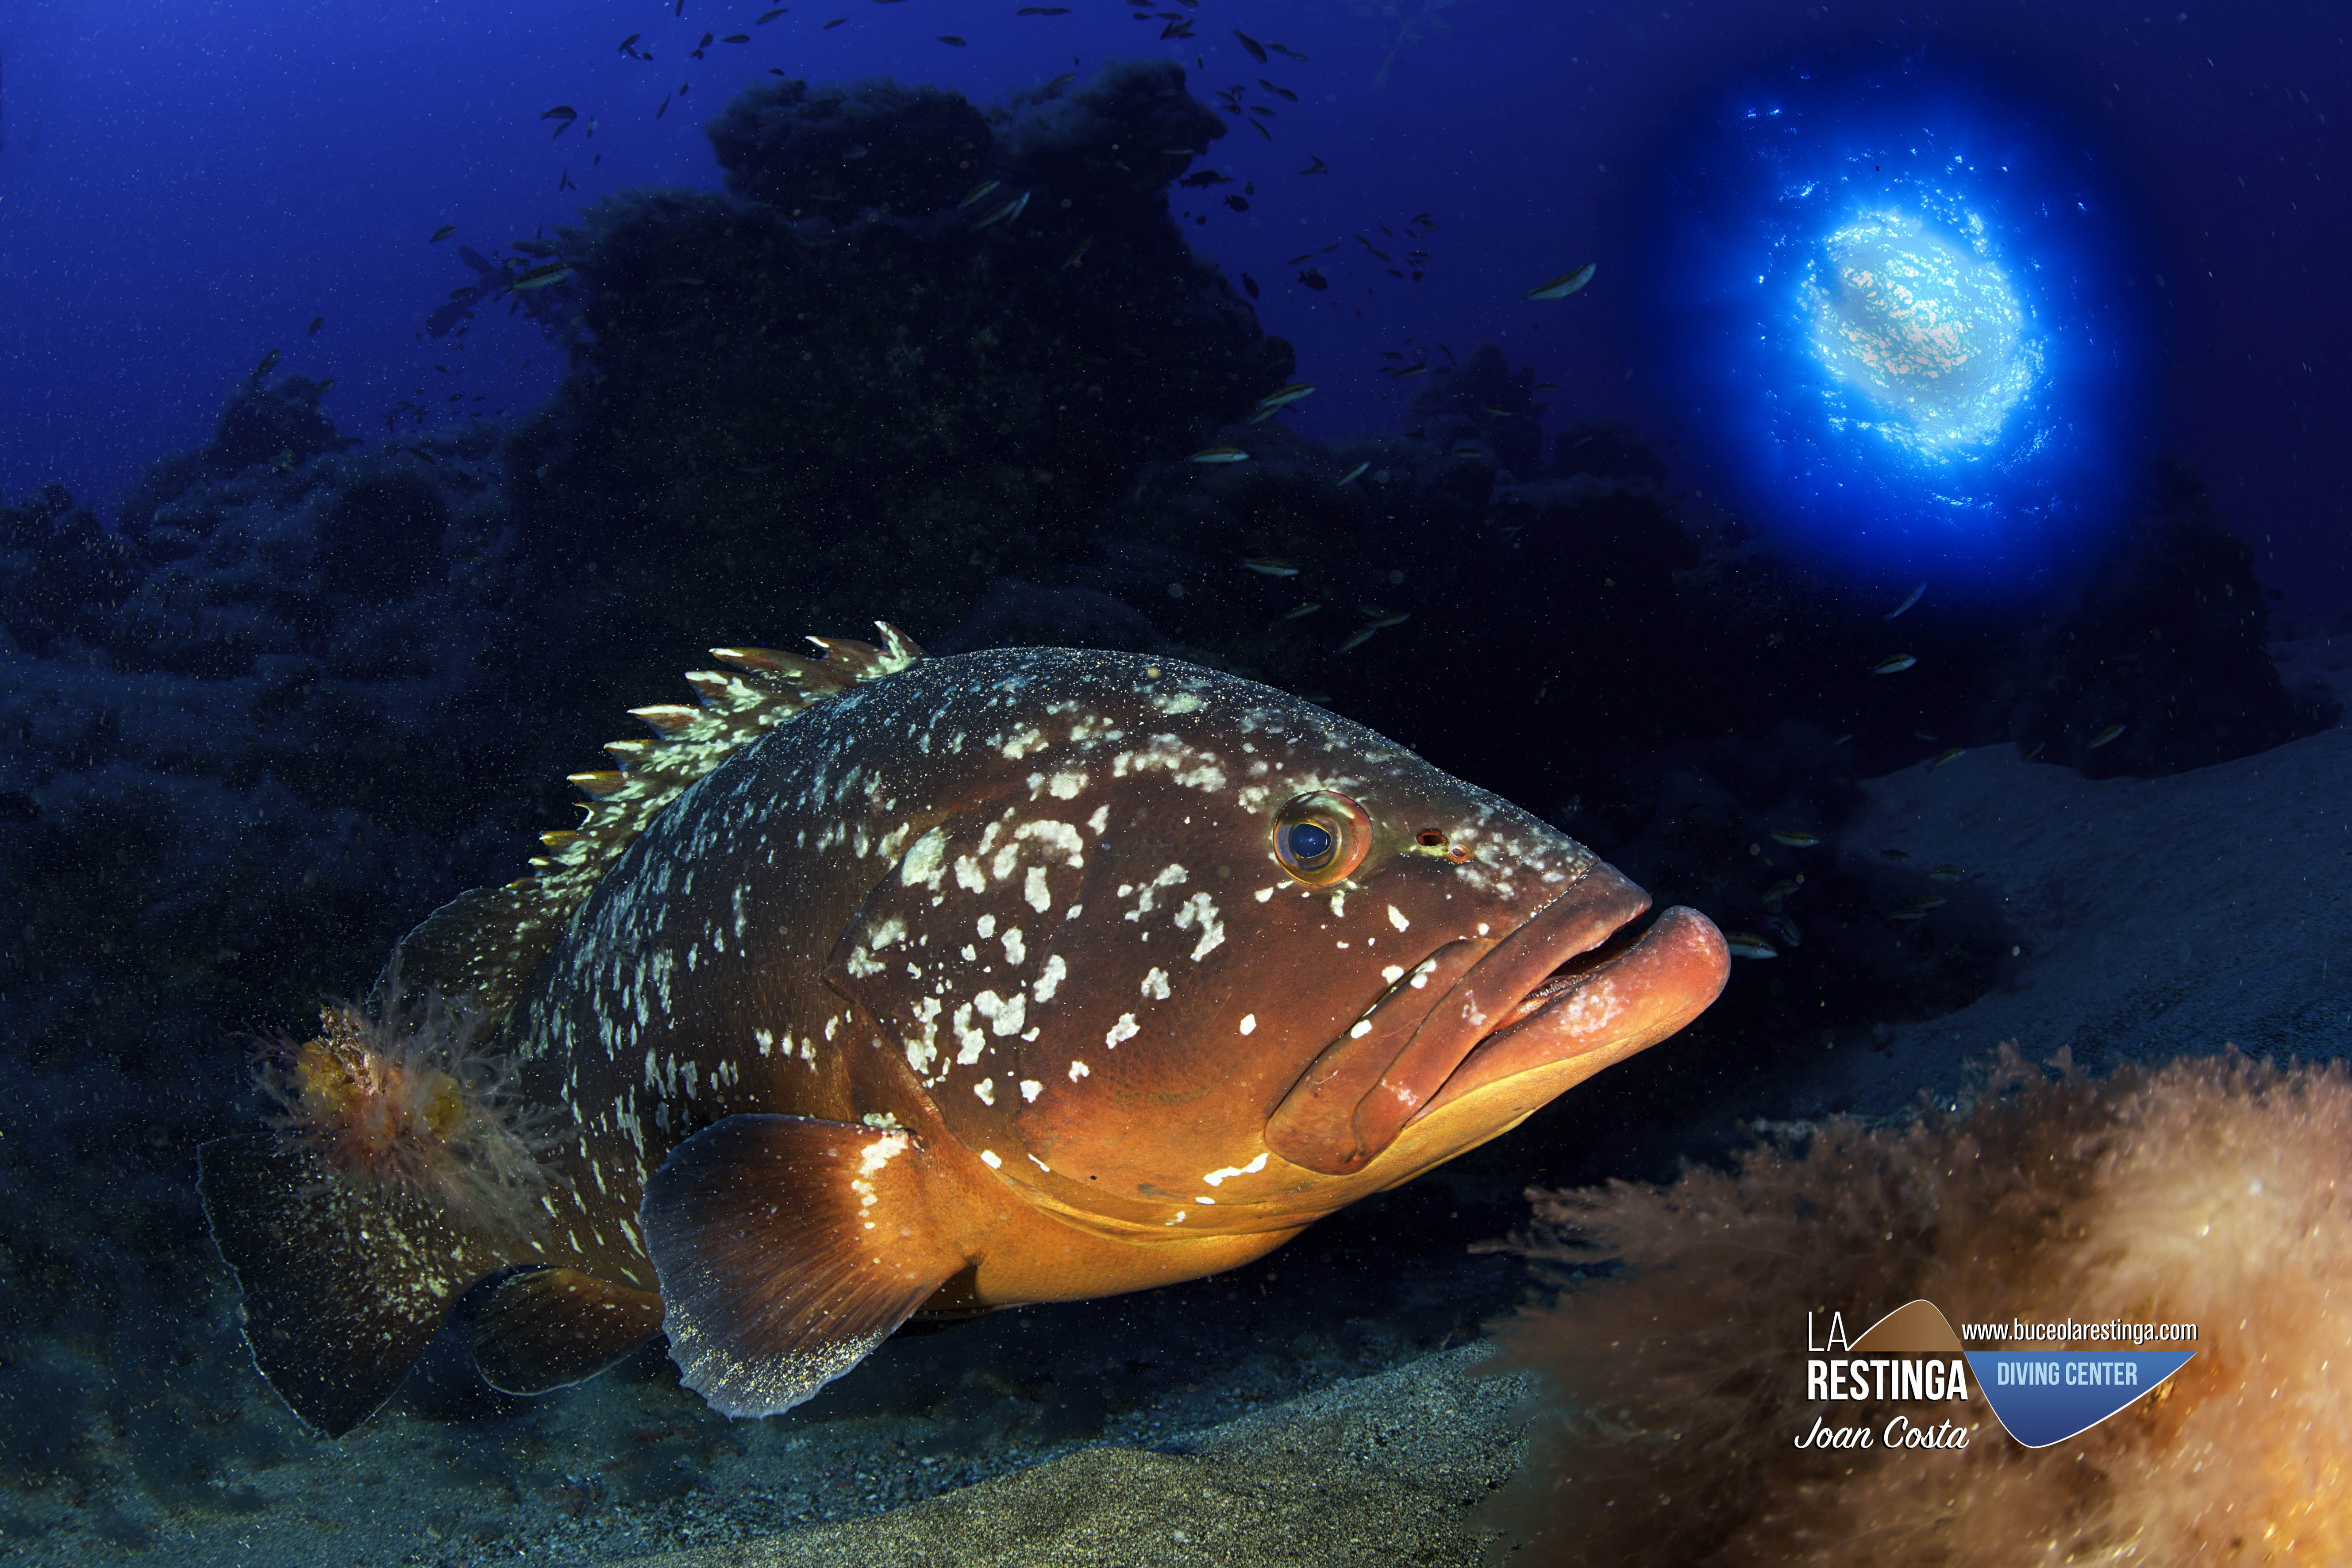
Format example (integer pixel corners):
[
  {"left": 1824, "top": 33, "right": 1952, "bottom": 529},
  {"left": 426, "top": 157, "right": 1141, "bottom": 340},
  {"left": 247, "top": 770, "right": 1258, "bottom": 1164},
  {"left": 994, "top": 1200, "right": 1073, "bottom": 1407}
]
[{"left": 255, "top": 986, "right": 554, "bottom": 1242}]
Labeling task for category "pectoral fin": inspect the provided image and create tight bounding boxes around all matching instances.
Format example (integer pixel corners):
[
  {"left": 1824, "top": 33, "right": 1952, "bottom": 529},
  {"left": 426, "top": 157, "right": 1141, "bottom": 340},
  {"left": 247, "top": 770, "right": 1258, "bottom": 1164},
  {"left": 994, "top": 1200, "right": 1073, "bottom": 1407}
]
[
  {"left": 469, "top": 1267, "right": 666, "bottom": 1395},
  {"left": 639, "top": 1115, "right": 966, "bottom": 1418}
]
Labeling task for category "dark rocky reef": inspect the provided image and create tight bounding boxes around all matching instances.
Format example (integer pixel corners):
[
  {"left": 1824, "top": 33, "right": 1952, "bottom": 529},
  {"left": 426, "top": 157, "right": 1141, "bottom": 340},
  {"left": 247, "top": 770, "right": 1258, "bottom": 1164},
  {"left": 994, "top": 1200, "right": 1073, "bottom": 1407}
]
[
  {"left": 512, "top": 59, "right": 1286, "bottom": 708},
  {"left": 0, "top": 409, "right": 542, "bottom": 1540},
  {"left": 1996, "top": 458, "right": 2308, "bottom": 776}
]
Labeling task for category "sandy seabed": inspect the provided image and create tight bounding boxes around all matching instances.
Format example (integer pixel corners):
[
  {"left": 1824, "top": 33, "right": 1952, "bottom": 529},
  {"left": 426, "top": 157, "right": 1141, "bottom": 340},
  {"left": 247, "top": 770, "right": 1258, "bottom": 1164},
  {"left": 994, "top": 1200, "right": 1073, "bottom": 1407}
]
[{"left": 12, "top": 636, "right": 2348, "bottom": 1568}]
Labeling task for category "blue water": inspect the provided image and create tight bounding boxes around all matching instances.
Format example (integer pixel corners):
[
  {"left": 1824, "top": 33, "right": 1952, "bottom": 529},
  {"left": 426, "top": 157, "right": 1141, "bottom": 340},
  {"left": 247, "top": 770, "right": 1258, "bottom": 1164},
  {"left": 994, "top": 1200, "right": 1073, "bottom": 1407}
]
[{"left": 2, "top": 0, "right": 2344, "bottom": 607}]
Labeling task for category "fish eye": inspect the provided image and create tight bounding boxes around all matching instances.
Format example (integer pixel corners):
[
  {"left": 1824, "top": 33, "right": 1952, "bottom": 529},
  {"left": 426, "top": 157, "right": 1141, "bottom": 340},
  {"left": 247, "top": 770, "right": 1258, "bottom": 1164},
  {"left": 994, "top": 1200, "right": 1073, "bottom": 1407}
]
[
  {"left": 1271, "top": 791, "right": 1372, "bottom": 886},
  {"left": 1286, "top": 821, "right": 1334, "bottom": 864}
]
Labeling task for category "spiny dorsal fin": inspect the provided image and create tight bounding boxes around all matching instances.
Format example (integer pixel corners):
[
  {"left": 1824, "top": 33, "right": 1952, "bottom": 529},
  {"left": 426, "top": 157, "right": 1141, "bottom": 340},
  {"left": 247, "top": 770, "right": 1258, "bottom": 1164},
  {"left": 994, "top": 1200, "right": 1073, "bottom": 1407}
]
[{"left": 381, "top": 623, "right": 922, "bottom": 1021}]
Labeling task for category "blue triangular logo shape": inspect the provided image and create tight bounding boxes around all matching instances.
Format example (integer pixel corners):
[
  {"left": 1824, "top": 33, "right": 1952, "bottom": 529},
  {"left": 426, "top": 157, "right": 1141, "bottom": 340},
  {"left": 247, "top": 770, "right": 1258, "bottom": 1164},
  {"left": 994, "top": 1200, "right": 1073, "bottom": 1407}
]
[{"left": 1967, "top": 1352, "right": 2195, "bottom": 1447}]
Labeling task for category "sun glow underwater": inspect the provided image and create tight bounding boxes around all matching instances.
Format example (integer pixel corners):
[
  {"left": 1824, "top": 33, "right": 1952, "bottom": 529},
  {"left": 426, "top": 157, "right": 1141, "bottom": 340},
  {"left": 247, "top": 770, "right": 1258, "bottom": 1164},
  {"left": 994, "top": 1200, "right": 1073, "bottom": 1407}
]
[{"left": 1647, "top": 61, "right": 2155, "bottom": 595}]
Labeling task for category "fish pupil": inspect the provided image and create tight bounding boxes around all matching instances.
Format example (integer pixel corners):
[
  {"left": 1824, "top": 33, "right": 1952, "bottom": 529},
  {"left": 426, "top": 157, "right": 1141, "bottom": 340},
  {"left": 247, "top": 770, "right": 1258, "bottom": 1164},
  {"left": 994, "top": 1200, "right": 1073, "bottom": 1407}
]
[{"left": 1286, "top": 821, "right": 1334, "bottom": 866}]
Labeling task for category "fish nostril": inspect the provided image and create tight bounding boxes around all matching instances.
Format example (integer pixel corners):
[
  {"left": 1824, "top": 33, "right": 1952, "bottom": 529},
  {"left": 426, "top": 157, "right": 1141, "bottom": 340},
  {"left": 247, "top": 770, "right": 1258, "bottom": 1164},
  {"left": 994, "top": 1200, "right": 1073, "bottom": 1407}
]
[{"left": 1417, "top": 829, "right": 1445, "bottom": 848}]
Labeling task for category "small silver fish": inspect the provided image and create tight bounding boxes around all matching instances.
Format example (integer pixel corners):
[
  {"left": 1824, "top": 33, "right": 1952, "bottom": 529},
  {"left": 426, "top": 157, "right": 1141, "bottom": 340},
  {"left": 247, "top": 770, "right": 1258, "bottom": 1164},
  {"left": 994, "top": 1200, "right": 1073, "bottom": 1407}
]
[
  {"left": 1927, "top": 864, "right": 1964, "bottom": 882},
  {"left": 1371, "top": 611, "right": 1412, "bottom": 629},
  {"left": 1890, "top": 895, "right": 1947, "bottom": 921},
  {"left": 1339, "top": 624, "right": 1378, "bottom": 651},
  {"left": 1256, "top": 382, "right": 1317, "bottom": 408},
  {"left": 1929, "top": 747, "right": 1964, "bottom": 770},
  {"left": 1337, "top": 461, "right": 1370, "bottom": 486},
  {"left": 959, "top": 179, "right": 1001, "bottom": 208},
  {"left": 1764, "top": 914, "right": 1802, "bottom": 949},
  {"left": 1871, "top": 654, "right": 1917, "bottom": 676},
  {"left": 971, "top": 191, "right": 1030, "bottom": 230},
  {"left": 2088, "top": 723, "right": 2126, "bottom": 749},
  {"left": 1770, "top": 828, "right": 1820, "bottom": 849},
  {"left": 1189, "top": 446, "right": 1250, "bottom": 464},
  {"left": 1282, "top": 601, "right": 1322, "bottom": 620},
  {"left": 1885, "top": 582, "right": 1926, "bottom": 620},
  {"left": 1725, "top": 932, "right": 1778, "bottom": 960},
  {"left": 1243, "top": 557, "right": 1298, "bottom": 577},
  {"left": 1880, "top": 848, "right": 1910, "bottom": 862},
  {"left": 1524, "top": 263, "right": 1596, "bottom": 300}
]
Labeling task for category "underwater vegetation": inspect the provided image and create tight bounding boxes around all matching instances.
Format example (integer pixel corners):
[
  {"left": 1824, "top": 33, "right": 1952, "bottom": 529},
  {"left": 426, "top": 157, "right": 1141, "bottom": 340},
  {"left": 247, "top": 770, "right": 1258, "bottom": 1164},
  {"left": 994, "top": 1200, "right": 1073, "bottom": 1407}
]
[
  {"left": 254, "top": 986, "right": 555, "bottom": 1242},
  {"left": 1486, "top": 1047, "right": 2352, "bottom": 1565}
]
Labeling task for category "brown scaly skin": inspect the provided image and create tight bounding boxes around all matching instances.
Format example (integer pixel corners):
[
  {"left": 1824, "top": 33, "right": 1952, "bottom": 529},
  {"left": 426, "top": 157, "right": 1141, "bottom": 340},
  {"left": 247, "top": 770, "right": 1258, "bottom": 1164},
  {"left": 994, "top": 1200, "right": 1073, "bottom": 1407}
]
[{"left": 496, "top": 647, "right": 1726, "bottom": 1316}]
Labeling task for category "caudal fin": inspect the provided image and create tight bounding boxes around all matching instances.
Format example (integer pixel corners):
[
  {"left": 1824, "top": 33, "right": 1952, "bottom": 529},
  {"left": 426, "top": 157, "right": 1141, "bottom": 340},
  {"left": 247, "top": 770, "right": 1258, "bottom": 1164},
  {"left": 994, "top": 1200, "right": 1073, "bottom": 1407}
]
[{"left": 197, "top": 1133, "right": 508, "bottom": 1436}]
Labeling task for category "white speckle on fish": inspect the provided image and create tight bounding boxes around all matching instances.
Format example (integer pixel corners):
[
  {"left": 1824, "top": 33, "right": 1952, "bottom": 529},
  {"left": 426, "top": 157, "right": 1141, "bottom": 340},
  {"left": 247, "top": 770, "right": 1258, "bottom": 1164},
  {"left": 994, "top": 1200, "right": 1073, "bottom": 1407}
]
[
  {"left": 980, "top": 1149, "right": 1002, "bottom": 1169},
  {"left": 1068, "top": 1059, "right": 1091, "bottom": 1081},
  {"left": 1106, "top": 1013, "right": 1140, "bottom": 1048},
  {"left": 975, "top": 990, "right": 1027, "bottom": 1037},
  {"left": 1033, "top": 953, "right": 1066, "bottom": 1002},
  {"left": 1238, "top": 1013, "right": 1256, "bottom": 1035},
  {"left": 1174, "top": 890, "right": 1224, "bottom": 960},
  {"left": 1387, "top": 905, "right": 1410, "bottom": 932},
  {"left": 953, "top": 1003, "right": 986, "bottom": 1064},
  {"left": 1016, "top": 820, "right": 1086, "bottom": 865},
  {"left": 1202, "top": 1152, "right": 1268, "bottom": 1187},
  {"left": 1019, "top": 1079, "right": 1043, "bottom": 1102},
  {"left": 1141, "top": 967, "right": 1172, "bottom": 1000}
]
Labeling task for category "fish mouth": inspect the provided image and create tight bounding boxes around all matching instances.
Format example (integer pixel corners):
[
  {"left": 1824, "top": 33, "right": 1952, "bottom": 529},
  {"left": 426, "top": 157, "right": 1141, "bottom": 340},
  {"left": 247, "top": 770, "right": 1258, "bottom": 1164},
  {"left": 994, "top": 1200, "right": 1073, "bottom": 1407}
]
[{"left": 1265, "top": 866, "right": 1729, "bottom": 1177}]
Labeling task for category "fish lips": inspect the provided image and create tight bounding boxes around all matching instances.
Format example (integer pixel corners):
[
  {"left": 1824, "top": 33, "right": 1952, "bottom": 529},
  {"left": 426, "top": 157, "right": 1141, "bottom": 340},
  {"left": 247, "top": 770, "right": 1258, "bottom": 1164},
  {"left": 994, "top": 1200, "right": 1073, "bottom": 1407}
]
[{"left": 1265, "top": 866, "right": 1728, "bottom": 1176}]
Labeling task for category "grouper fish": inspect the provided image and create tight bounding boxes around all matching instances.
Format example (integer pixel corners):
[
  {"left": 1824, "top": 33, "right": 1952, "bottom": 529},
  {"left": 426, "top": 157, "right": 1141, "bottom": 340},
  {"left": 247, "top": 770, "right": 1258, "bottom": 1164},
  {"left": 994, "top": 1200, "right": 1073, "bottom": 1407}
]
[{"left": 199, "top": 627, "right": 1728, "bottom": 1435}]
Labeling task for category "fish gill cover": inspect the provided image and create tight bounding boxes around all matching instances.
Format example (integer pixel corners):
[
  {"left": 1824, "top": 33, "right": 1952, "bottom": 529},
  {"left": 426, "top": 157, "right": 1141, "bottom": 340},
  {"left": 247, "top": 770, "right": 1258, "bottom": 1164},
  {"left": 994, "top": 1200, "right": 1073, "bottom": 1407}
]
[{"left": 1641, "top": 50, "right": 2157, "bottom": 596}]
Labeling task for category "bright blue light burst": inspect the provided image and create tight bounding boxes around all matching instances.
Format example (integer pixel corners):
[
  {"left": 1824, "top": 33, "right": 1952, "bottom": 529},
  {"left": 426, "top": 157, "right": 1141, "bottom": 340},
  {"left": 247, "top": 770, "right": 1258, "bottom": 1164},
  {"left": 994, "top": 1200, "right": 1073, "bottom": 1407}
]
[
  {"left": 1804, "top": 211, "right": 2035, "bottom": 456},
  {"left": 1645, "top": 56, "right": 2154, "bottom": 593}
]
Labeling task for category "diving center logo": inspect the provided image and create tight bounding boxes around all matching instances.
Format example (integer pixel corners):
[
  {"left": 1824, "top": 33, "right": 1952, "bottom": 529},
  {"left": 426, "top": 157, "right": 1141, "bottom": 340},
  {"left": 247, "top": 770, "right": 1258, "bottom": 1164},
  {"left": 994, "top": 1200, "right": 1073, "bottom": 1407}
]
[{"left": 1801, "top": 1299, "right": 2196, "bottom": 1450}]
